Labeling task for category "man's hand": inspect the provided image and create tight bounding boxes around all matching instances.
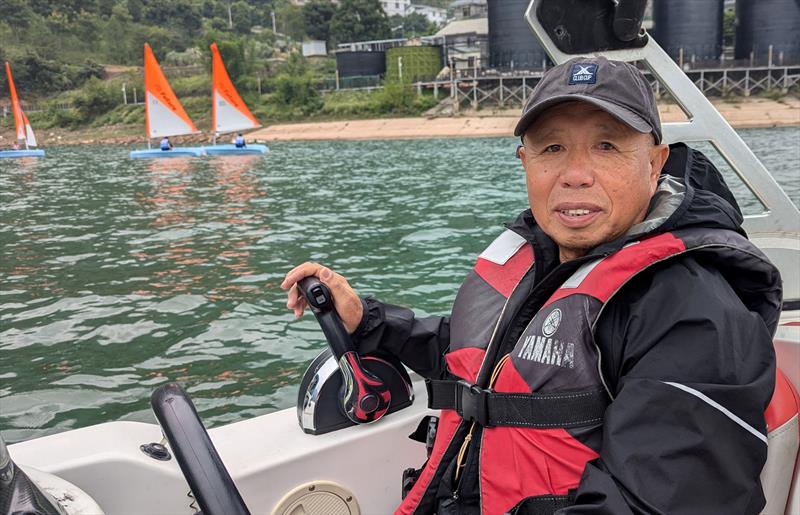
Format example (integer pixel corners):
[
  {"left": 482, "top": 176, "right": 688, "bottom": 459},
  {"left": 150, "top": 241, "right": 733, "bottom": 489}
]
[{"left": 281, "top": 262, "right": 364, "bottom": 334}]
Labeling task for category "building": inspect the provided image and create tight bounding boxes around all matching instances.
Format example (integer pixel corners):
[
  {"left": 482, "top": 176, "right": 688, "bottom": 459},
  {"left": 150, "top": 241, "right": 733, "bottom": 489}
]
[
  {"left": 381, "top": 0, "right": 411, "bottom": 17},
  {"left": 435, "top": 17, "right": 488, "bottom": 73},
  {"left": 408, "top": 4, "right": 449, "bottom": 25},
  {"left": 451, "top": 0, "right": 487, "bottom": 20},
  {"left": 302, "top": 40, "right": 327, "bottom": 57}
]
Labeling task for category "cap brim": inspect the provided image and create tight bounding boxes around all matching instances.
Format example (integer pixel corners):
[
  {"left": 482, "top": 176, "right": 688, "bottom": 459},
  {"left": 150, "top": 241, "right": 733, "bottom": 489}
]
[{"left": 514, "top": 94, "right": 654, "bottom": 138}]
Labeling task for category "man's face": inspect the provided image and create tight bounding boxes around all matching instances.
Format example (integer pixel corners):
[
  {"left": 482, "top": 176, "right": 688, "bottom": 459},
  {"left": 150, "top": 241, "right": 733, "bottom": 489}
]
[{"left": 519, "top": 101, "right": 669, "bottom": 262}]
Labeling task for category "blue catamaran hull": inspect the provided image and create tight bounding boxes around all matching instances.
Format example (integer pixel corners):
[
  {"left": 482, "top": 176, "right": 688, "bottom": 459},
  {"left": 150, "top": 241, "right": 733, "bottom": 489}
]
[
  {"left": 129, "top": 147, "right": 206, "bottom": 159},
  {"left": 202, "top": 144, "right": 269, "bottom": 155},
  {"left": 0, "top": 149, "right": 45, "bottom": 158}
]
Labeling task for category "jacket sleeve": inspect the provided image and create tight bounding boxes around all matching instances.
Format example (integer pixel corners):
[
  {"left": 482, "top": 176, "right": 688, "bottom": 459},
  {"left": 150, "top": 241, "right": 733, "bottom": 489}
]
[
  {"left": 561, "top": 258, "right": 776, "bottom": 515},
  {"left": 351, "top": 296, "right": 451, "bottom": 380}
]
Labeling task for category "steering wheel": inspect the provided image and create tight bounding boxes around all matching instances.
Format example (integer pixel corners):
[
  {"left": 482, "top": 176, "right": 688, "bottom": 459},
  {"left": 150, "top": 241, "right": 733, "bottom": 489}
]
[{"left": 150, "top": 383, "right": 251, "bottom": 515}]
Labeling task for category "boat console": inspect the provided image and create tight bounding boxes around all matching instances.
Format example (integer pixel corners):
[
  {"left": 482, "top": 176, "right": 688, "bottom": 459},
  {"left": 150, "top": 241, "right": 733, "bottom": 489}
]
[{"left": 296, "top": 276, "right": 415, "bottom": 435}]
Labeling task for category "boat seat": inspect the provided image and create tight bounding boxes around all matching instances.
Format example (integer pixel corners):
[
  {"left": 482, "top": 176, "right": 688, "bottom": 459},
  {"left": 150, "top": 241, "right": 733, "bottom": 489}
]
[{"left": 760, "top": 368, "right": 800, "bottom": 515}]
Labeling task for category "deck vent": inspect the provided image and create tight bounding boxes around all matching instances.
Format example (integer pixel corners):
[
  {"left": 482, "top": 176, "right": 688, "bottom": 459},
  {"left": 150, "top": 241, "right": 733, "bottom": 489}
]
[{"left": 271, "top": 481, "right": 360, "bottom": 515}]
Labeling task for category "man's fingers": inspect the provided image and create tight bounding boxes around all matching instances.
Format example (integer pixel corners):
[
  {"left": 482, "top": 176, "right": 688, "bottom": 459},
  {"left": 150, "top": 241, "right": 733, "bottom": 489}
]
[
  {"left": 287, "top": 285, "right": 308, "bottom": 317},
  {"left": 294, "top": 297, "right": 307, "bottom": 318},
  {"left": 281, "top": 262, "right": 321, "bottom": 289},
  {"left": 287, "top": 283, "right": 300, "bottom": 308}
]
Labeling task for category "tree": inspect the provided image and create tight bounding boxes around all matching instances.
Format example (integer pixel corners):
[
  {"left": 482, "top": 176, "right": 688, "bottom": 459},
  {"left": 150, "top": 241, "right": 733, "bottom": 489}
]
[
  {"left": 303, "top": 0, "right": 336, "bottom": 42},
  {"left": 230, "top": 1, "right": 256, "bottom": 33},
  {"left": 723, "top": 8, "right": 735, "bottom": 48},
  {"left": 0, "top": 0, "right": 35, "bottom": 30},
  {"left": 329, "top": 0, "right": 390, "bottom": 44},
  {"left": 126, "top": 0, "right": 144, "bottom": 22},
  {"left": 15, "top": 52, "right": 73, "bottom": 94},
  {"left": 105, "top": 4, "right": 135, "bottom": 63},
  {"left": 276, "top": 4, "right": 306, "bottom": 41},
  {"left": 389, "top": 12, "right": 437, "bottom": 38}
]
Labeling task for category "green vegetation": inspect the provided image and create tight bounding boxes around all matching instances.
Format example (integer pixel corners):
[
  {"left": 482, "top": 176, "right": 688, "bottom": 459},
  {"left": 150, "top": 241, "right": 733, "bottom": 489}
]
[
  {"left": 723, "top": 8, "right": 735, "bottom": 48},
  {"left": 386, "top": 46, "right": 442, "bottom": 82},
  {"left": 389, "top": 12, "right": 440, "bottom": 39}
]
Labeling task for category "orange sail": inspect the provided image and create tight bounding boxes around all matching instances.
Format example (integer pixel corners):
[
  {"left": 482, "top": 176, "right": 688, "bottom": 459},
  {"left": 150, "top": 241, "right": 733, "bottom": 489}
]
[
  {"left": 5, "top": 62, "right": 27, "bottom": 142},
  {"left": 143, "top": 43, "right": 198, "bottom": 138},
  {"left": 210, "top": 42, "right": 260, "bottom": 135}
]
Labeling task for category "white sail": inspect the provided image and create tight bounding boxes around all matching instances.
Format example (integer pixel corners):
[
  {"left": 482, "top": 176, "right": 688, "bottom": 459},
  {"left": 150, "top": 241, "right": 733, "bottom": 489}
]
[
  {"left": 214, "top": 91, "right": 260, "bottom": 134},
  {"left": 146, "top": 92, "right": 197, "bottom": 138},
  {"left": 23, "top": 113, "right": 37, "bottom": 147}
]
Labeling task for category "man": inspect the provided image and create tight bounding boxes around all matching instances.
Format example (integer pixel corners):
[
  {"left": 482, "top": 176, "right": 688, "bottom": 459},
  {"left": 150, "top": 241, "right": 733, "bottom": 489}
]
[
  {"left": 234, "top": 133, "right": 246, "bottom": 148},
  {"left": 11, "top": 140, "right": 20, "bottom": 150},
  {"left": 282, "top": 57, "right": 781, "bottom": 514},
  {"left": 160, "top": 136, "right": 173, "bottom": 151}
]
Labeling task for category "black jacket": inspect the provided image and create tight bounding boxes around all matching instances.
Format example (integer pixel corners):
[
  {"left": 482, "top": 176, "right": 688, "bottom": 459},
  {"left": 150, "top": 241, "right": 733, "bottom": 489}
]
[{"left": 352, "top": 144, "right": 782, "bottom": 514}]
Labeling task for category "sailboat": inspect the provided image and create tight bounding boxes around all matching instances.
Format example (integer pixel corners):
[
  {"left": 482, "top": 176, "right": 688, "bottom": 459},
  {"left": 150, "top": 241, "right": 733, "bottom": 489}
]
[
  {"left": 202, "top": 42, "right": 269, "bottom": 155},
  {"left": 0, "top": 62, "right": 45, "bottom": 159},
  {"left": 129, "top": 43, "right": 206, "bottom": 158}
]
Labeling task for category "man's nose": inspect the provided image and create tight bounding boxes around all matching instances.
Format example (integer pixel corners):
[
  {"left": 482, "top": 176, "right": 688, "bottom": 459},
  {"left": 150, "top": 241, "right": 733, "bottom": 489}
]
[{"left": 560, "top": 150, "right": 595, "bottom": 188}]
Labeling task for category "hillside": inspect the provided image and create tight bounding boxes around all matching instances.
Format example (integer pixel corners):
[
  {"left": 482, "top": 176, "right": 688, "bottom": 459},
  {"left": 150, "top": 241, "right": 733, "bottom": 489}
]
[{"left": 0, "top": 0, "right": 443, "bottom": 136}]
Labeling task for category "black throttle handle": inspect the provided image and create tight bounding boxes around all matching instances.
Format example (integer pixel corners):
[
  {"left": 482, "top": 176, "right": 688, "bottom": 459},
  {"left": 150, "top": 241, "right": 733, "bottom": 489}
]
[{"left": 297, "top": 276, "right": 391, "bottom": 424}]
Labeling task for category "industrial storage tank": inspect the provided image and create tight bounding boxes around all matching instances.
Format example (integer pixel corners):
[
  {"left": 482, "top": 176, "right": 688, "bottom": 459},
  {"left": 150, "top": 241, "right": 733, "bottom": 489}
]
[
  {"left": 487, "top": 0, "right": 547, "bottom": 70},
  {"left": 735, "top": 0, "right": 800, "bottom": 64},
  {"left": 385, "top": 46, "right": 443, "bottom": 82},
  {"left": 335, "top": 51, "right": 386, "bottom": 78},
  {"left": 651, "top": 0, "right": 724, "bottom": 61}
]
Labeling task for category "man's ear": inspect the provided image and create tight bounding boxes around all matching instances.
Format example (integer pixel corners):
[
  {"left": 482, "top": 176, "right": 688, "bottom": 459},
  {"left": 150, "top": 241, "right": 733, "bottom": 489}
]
[
  {"left": 518, "top": 134, "right": 529, "bottom": 164},
  {"left": 649, "top": 143, "right": 670, "bottom": 190}
]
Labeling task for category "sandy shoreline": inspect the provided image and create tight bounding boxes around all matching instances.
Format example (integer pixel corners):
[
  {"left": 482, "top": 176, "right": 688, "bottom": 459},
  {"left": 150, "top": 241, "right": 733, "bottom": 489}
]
[
  {"left": 1, "top": 97, "right": 797, "bottom": 147},
  {"left": 249, "top": 97, "right": 800, "bottom": 143}
]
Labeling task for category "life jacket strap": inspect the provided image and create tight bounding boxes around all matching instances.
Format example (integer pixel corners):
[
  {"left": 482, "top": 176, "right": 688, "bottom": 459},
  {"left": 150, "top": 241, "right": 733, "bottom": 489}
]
[{"left": 426, "top": 379, "right": 609, "bottom": 428}]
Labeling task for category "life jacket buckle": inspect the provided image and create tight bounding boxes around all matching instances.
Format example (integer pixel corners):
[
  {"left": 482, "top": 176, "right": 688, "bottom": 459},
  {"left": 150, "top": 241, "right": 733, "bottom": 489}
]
[{"left": 456, "top": 380, "right": 492, "bottom": 427}]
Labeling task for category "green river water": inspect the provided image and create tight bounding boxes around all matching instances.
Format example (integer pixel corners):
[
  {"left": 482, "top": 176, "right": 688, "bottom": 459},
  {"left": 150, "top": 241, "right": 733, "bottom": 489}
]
[{"left": 1, "top": 129, "right": 798, "bottom": 443}]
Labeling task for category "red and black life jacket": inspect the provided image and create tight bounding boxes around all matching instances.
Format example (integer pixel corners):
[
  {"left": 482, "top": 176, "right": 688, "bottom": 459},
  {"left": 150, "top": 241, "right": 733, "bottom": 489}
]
[{"left": 397, "top": 226, "right": 793, "bottom": 515}]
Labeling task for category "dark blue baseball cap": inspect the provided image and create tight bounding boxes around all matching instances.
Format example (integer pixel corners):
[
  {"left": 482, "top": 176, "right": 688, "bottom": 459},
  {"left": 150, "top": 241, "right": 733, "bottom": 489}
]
[{"left": 514, "top": 56, "right": 662, "bottom": 144}]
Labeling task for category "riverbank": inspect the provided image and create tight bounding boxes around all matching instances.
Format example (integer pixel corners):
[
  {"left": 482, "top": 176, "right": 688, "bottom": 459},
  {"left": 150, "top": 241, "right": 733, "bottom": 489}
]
[
  {"left": 1, "top": 96, "right": 797, "bottom": 147},
  {"left": 248, "top": 96, "right": 800, "bottom": 142}
]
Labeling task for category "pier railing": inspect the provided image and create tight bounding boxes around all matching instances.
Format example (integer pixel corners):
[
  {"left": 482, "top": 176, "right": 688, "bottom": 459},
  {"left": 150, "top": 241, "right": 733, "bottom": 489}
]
[{"left": 410, "top": 65, "right": 800, "bottom": 111}]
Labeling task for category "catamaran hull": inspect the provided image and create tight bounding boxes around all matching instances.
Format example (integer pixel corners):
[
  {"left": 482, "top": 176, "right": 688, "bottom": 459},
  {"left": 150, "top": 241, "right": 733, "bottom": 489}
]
[
  {"left": 129, "top": 147, "right": 206, "bottom": 159},
  {"left": 203, "top": 144, "right": 269, "bottom": 155},
  {"left": 0, "top": 149, "right": 45, "bottom": 158}
]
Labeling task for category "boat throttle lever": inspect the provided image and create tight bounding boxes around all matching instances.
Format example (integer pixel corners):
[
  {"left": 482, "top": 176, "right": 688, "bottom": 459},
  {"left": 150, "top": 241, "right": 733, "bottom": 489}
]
[{"left": 298, "top": 276, "right": 391, "bottom": 424}]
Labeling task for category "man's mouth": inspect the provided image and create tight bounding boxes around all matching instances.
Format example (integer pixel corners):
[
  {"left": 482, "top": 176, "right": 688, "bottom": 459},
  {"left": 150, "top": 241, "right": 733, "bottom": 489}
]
[
  {"left": 553, "top": 204, "right": 602, "bottom": 227},
  {"left": 560, "top": 208, "right": 593, "bottom": 217}
]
